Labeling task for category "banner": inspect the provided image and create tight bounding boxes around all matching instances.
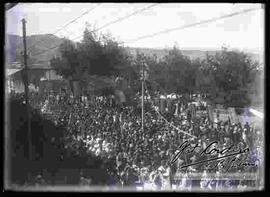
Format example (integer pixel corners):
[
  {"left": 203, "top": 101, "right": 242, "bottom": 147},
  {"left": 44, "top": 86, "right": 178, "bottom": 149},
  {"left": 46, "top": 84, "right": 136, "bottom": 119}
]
[
  {"left": 114, "top": 90, "right": 126, "bottom": 104},
  {"left": 160, "top": 99, "right": 165, "bottom": 114},
  {"left": 207, "top": 105, "right": 214, "bottom": 122},
  {"left": 72, "top": 81, "right": 81, "bottom": 98},
  {"left": 228, "top": 107, "right": 239, "bottom": 124},
  {"left": 209, "top": 108, "right": 238, "bottom": 124}
]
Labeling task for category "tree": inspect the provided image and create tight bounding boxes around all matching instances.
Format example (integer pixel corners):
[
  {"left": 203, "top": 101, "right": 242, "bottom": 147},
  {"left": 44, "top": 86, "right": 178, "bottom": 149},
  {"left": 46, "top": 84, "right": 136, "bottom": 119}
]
[
  {"left": 147, "top": 55, "right": 165, "bottom": 93},
  {"left": 50, "top": 27, "right": 131, "bottom": 95},
  {"left": 51, "top": 39, "right": 79, "bottom": 80},
  {"left": 160, "top": 46, "right": 194, "bottom": 94},
  {"left": 133, "top": 46, "right": 199, "bottom": 96},
  {"left": 205, "top": 47, "right": 261, "bottom": 107}
]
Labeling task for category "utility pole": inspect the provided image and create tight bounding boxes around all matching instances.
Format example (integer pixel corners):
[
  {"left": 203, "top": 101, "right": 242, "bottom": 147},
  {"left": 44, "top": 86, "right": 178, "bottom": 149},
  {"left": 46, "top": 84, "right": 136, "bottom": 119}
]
[
  {"left": 22, "top": 18, "right": 32, "bottom": 160},
  {"left": 141, "top": 60, "right": 145, "bottom": 136}
]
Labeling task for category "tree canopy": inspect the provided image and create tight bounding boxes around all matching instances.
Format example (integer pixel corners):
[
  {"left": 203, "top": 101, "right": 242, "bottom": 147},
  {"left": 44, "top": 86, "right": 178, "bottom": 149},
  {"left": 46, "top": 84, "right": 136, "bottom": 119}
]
[
  {"left": 50, "top": 28, "right": 131, "bottom": 94},
  {"left": 50, "top": 26, "right": 262, "bottom": 107}
]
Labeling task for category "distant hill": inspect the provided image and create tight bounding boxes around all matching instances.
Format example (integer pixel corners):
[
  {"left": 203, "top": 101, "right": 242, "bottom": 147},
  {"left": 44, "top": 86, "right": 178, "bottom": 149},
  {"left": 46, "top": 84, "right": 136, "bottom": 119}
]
[
  {"left": 125, "top": 47, "right": 218, "bottom": 60},
  {"left": 6, "top": 34, "right": 23, "bottom": 65},
  {"left": 6, "top": 34, "right": 64, "bottom": 66},
  {"left": 6, "top": 34, "right": 262, "bottom": 68},
  {"left": 126, "top": 47, "right": 262, "bottom": 62}
]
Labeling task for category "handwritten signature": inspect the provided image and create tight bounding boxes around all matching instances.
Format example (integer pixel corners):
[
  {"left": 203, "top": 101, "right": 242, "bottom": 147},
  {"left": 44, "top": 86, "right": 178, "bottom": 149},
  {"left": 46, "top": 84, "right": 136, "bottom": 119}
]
[{"left": 170, "top": 141, "right": 257, "bottom": 171}]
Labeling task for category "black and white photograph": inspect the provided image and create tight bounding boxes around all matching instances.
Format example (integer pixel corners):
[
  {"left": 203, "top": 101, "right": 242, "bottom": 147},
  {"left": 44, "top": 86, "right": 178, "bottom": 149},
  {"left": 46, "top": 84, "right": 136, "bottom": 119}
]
[{"left": 4, "top": 2, "right": 265, "bottom": 192}]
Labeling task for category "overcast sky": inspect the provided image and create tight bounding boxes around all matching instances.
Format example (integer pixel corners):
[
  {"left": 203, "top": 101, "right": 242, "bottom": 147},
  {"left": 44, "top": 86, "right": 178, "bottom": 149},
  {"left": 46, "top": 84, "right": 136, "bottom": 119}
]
[{"left": 6, "top": 3, "right": 264, "bottom": 52}]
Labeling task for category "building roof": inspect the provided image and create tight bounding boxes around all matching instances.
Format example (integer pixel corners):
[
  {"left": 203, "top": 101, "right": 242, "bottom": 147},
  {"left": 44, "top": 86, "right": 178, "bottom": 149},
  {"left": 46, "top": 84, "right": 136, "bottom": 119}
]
[
  {"left": 28, "top": 63, "right": 53, "bottom": 70},
  {"left": 6, "top": 68, "right": 22, "bottom": 76},
  {"left": 8, "top": 62, "right": 22, "bottom": 69},
  {"left": 8, "top": 61, "right": 53, "bottom": 70}
]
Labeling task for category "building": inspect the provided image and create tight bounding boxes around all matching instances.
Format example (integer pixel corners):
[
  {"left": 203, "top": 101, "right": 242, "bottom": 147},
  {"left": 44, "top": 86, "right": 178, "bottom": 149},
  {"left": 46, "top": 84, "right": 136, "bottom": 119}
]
[
  {"left": 6, "top": 68, "right": 24, "bottom": 93},
  {"left": 6, "top": 61, "right": 64, "bottom": 94}
]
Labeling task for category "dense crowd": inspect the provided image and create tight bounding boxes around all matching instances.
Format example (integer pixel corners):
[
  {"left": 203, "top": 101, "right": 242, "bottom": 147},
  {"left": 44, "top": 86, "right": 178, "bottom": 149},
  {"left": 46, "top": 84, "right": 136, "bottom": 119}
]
[{"left": 23, "top": 90, "right": 263, "bottom": 190}]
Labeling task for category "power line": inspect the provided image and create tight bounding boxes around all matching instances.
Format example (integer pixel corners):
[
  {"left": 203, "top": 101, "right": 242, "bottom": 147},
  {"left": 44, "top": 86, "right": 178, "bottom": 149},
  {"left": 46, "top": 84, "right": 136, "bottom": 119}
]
[
  {"left": 124, "top": 7, "right": 261, "bottom": 44},
  {"left": 65, "top": 3, "right": 159, "bottom": 43},
  {"left": 28, "top": 3, "right": 101, "bottom": 52},
  {"left": 31, "top": 6, "right": 260, "bottom": 58},
  {"left": 95, "top": 3, "right": 159, "bottom": 32},
  {"left": 30, "top": 3, "right": 158, "bottom": 57},
  {"left": 52, "top": 3, "right": 101, "bottom": 35},
  {"left": 30, "top": 45, "right": 60, "bottom": 57}
]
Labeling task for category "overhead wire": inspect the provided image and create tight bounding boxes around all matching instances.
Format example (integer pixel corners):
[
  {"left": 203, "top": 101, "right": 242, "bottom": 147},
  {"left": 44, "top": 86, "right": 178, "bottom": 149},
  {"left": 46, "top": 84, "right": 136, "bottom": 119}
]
[
  {"left": 27, "top": 3, "right": 101, "bottom": 53},
  {"left": 57, "top": 4, "right": 160, "bottom": 43},
  {"left": 30, "top": 3, "right": 159, "bottom": 57},
  {"left": 30, "top": 6, "right": 261, "bottom": 59},
  {"left": 124, "top": 7, "right": 261, "bottom": 44}
]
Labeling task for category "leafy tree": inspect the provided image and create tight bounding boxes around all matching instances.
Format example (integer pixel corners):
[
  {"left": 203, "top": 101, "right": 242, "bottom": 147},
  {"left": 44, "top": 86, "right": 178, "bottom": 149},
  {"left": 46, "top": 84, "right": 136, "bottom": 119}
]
[
  {"left": 51, "top": 39, "right": 79, "bottom": 80},
  {"left": 160, "top": 46, "right": 194, "bottom": 94},
  {"left": 50, "top": 27, "right": 131, "bottom": 95},
  {"left": 50, "top": 27, "right": 262, "bottom": 107},
  {"left": 147, "top": 55, "right": 165, "bottom": 93},
  {"left": 204, "top": 47, "right": 261, "bottom": 107}
]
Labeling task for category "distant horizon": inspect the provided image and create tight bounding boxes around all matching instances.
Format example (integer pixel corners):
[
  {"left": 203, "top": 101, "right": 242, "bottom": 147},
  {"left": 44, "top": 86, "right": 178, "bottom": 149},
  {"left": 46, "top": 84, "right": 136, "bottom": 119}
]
[
  {"left": 6, "top": 3, "right": 263, "bottom": 55},
  {"left": 6, "top": 33, "right": 262, "bottom": 55}
]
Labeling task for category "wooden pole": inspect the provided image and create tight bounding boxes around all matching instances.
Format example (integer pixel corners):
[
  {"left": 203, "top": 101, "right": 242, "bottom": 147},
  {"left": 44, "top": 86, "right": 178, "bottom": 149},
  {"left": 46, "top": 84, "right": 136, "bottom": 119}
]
[
  {"left": 141, "top": 61, "right": 144, "bottom": 136},
  {"left": 22, "top": 18, "right": 32, "bottom": 160}
]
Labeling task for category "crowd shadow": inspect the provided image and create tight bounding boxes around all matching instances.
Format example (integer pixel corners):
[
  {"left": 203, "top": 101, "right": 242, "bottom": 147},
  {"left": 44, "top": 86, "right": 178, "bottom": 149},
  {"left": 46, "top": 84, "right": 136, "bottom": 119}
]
[{"left": 8, "top": 96, "right": 116, "bottom": 187}]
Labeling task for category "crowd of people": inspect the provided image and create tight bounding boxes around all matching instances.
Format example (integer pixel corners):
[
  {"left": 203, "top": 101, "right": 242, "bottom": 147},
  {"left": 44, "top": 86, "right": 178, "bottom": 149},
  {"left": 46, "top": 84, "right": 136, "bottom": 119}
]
[{"left": 22, "top": 89, "right": 263, "bottom": 190}]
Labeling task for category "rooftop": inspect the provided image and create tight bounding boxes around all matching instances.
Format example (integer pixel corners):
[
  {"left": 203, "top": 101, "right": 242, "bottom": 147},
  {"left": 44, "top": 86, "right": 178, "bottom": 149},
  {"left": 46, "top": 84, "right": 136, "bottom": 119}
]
[{"left": 8, "top": 61, "right": 54, "bottom": 70}]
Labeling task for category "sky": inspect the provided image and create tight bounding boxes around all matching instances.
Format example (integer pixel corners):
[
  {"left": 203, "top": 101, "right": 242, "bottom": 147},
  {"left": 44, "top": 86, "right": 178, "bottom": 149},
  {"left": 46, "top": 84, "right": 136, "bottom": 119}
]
[{"left": 6, "top": 3, "right": 264, "bottom": 53}]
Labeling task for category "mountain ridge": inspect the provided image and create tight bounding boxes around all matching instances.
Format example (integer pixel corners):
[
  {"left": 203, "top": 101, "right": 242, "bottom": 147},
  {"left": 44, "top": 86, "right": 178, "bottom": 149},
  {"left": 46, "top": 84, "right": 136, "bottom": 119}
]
[{"left": 6, "top": 34, "right": 262, "bottom": 67}]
